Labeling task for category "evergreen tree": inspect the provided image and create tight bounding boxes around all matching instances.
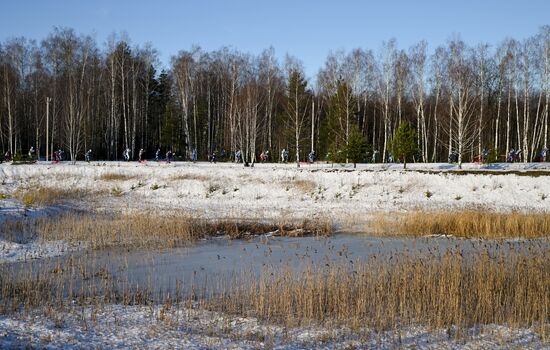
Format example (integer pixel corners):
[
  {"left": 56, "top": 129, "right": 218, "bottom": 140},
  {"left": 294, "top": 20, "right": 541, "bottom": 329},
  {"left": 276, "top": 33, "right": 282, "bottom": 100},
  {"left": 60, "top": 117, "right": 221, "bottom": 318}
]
[
  {"left": 344, "top": 125, "right": 367, "bottom": 168},
  {"left": 390, "top": 121, "right": 417, "bottom": 169}
]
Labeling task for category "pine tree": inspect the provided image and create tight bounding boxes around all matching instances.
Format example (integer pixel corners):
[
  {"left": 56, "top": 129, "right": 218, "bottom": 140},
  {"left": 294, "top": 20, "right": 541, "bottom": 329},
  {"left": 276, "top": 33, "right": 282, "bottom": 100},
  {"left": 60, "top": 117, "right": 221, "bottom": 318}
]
[
  {"left": 344, "top": 125, "right": 367, "bottom": 168},
  {"left": 390, "top": 121, "right": 417, "bottom": 169}
]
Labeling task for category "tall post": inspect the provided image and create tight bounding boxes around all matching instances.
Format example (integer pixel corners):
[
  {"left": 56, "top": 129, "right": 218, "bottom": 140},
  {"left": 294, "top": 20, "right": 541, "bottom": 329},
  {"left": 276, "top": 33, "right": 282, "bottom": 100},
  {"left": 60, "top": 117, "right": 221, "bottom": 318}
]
[
  {"left": 46, "top": 97, "right": 50, "bottom": 161},
  {"left": 311, "top": 99, "right": 315, "bottom": 153}
]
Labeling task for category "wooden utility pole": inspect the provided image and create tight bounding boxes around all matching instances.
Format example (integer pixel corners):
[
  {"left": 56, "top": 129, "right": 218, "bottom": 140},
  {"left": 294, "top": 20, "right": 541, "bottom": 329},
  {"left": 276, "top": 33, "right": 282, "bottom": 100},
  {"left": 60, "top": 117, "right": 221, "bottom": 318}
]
[
  {"left": 46, "top": 97, "right": 51, "bottom": 161},
  {"left": 311, "top": 100, "right": 315, "bottom": 153}
]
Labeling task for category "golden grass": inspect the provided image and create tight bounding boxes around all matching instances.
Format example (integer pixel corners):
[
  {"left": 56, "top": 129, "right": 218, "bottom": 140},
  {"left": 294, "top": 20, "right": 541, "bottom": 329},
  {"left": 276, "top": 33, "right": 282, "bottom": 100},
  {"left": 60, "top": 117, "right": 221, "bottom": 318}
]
[
  {"left": 3, "top": 213, "right": 332, "bottom": 249},
  {"left": 98, "top": 173, "right": 135, "bottom": 181},
  {"left": 372, "top": 210, "right": 550, "bottom": 239},
  {"left": 1, "top": 248, "right": 548, "bottom": 340},
  {"left": 291, "top": 179, "right": 316, "bottom": 193},
  {"left": 172, "top": 173, "right": 210, "bottom": 182},
  {"left": 208, "top": 249, "right": 550, "bottom": 336},
  {"left": 13, "top": 187, "right": 89, "bottom": 207}
]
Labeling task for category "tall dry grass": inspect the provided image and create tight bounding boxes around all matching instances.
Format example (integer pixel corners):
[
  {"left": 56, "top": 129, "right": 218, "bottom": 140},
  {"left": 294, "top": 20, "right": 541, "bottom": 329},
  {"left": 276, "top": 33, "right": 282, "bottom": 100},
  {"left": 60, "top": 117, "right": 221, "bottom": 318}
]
[
  {"left": 13, "top": 187, "right": 91, "bottom": 207},
  {"left": 2, "top": 213, "right": 332, "bottom": 249},
  {"left": 373, "top": 210, "right": 550, "bottom": 238},
  {"left": 98, "top": 173, "right": 135, "bottom": 181},
  {"left": 1, "top": 248, "right": 548, "bottom": 340},
  {"left": 208, "top": 249, "right": 550, "bottom": 337}
]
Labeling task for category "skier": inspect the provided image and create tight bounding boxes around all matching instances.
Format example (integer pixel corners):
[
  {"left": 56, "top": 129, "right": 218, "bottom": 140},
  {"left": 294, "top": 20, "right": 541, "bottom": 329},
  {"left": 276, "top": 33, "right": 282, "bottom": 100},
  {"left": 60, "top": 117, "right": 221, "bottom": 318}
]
[
  {"left": 235, "top": 149, "right": 242, "bottom": 163},
  {"left": 166, "top": 150, "right": 173, "bottom": 163},
  {"left": 260, "top": 151, "right": 266, "bottom": 163},
  {"left": 308, "top": 150, "right": 316, "bottom": 164},
  {"left": 372, "top": 150, "right": 379, "bottom": 163},
  {"left": 191, "top": 148, "right": 198, "bottom": 162},
  {"left": 507, "top": 148, "right": 515, "bottom": 162},
  {"left": 85, "top": 149, "right": 92, "bottom": 162},
  {"left": 539, "top": 147, "right": 548, "bottom": 162},
  {"left": 155, "top": 148, "right": 161, "bottom": 161},
  {"left": 281, "top": 148, "right": 289, "bottom": 163},
  {"left": 28, "top": 147, "right": 35, "bottom": 160},
  {"left": 481, "top": 148, "right": 489, "bottom": 163},
  {"left": 138, "top": 148, "right": 145, "bottom": 162},
  {"left": 4, "top": 150, "right": 12, "bottom": 162},
  {"left": 210, "top": 151, "right": 217, "bottom": 163},
  {"left": 448, "top": 151, "right": 458, "bottom": 163}
]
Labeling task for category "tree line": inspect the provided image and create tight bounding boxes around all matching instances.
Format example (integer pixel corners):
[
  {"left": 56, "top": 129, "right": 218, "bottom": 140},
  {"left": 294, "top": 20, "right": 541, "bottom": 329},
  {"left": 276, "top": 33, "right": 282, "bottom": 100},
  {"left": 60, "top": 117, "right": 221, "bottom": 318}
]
[{"left": 1, "top": 26, "right": 549, "bottom": 166}]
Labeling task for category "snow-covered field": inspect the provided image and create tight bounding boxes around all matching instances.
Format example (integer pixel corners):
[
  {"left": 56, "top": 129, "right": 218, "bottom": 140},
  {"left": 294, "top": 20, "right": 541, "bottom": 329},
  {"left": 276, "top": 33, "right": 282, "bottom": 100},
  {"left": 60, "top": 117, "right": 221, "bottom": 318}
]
[
  {"left": 1, "top": 161, "right": 549, "bottom": 349},
  {"left": 1, "top": 304, "right": 547, "bottom": 349},
  {"left": 2, "top": 161, "right": 550, "bottom": 220},
  {"left": 2, "top": 161, "right": 550, "bottom": 263}
]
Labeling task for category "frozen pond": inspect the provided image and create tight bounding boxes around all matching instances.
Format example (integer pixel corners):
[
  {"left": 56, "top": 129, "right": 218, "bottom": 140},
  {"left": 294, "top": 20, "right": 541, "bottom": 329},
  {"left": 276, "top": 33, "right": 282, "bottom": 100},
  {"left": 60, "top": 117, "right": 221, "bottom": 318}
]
[{"left": 6, "top": 233, "right": 549, "bottom": 300}]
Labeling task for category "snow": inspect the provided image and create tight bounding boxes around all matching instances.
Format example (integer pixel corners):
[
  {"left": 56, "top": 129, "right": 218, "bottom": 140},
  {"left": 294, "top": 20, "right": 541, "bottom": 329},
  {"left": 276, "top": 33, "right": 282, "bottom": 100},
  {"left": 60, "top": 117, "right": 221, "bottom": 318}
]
[
  {"left": 0, "top": 239, "right": 84, "bottom": 264},
  {"left": 1, "top": 161, "right": 550, "bottom": 263},
  {"left": 1, "top": 161, "right": 550, "bottom": 348},
  {"left": 0, "top": 304, "right": 547, "bottom": 349},
  {"left": 2, "top": 161, "right": 550, "bottom": 220}
]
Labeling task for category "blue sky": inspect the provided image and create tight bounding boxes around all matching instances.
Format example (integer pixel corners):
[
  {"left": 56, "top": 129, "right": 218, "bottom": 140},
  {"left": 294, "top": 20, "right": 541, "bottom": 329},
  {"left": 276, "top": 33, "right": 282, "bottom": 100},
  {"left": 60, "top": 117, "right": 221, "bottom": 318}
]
[{"left": 1, "top": 0, "right": 548, "bottom": 78}]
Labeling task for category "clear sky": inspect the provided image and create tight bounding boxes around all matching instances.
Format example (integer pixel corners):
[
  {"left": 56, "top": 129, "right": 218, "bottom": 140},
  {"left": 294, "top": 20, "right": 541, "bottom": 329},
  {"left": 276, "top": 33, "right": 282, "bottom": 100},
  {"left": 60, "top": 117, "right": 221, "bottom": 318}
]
[{"left": 1, "top": 0, "right": 548, "bottom": 78}]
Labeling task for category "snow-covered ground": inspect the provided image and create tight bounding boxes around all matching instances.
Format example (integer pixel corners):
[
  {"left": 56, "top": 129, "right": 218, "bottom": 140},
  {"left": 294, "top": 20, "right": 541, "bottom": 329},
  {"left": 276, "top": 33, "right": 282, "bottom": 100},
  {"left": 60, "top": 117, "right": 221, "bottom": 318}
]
[
  {"left": 2, "top": 161, "right": 550, "bottom": 221},
  {"left": 0, "top": 304, "right": 547, "bottom": 349},
  {"left": 2, "top": 161, "right": 550, "bottom": 263},
  {"left": 2, "top": 161, "right": 549, "bottom": 349}
]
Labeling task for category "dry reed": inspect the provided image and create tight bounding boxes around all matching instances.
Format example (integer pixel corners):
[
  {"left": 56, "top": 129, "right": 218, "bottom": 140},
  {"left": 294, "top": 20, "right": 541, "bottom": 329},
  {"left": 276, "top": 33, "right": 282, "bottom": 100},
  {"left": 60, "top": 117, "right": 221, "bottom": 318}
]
[
  {"left": 98, "top": 173, "right": 135, "bottom": 181},
  {"left": 372, "top": 210, "right": 550, "bottom": 238},
  {"left": 207, "top": 249, "right": 550, "bottom": 337},
  {"left": 1, "top": 248, "right": 548, "bottom": 341},
  {"left": 2, "top": 213, "right": 332, "bottom": 250}
]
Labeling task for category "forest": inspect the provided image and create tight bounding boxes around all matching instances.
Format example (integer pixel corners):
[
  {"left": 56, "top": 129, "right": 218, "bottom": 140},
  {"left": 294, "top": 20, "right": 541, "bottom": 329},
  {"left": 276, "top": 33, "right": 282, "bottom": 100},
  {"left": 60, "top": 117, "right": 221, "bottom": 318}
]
[{"left": 0, "top": 26, "right": 549, "bottom": 165}]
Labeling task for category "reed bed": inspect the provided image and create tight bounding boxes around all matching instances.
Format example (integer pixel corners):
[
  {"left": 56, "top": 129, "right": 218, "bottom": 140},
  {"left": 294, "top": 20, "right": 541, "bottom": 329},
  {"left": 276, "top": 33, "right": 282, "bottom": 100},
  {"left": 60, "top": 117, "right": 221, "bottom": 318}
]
[
  {"left": 1, "top": 248, "right": 548, "bottom": 340},
  {"left": 1, "top": 213, "right": 332, "bottom": 249},
  {"left": 207, "top": 249, "right": 550, "bottom": 337},
  {"left": 373, "top": 210, "right": 550, "bottom": 238}
]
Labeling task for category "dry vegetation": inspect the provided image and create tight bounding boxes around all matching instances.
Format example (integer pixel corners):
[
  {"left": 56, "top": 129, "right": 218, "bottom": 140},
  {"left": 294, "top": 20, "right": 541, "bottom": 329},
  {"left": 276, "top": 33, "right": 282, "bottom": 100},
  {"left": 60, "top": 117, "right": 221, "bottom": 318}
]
[
  {"left": 1, "top": 248, "right": 548, "bottom": 341},
  {"left": 98, "top": 173, "right": 136, "bottom": 181},
  {"left": 291, "top": 178, "right": 316, "bottom": 193},
  {"left": 1, "top": 213, "right": 333, "bottom": 249},
  {"left": 372, "top": 210, "right": 550, "bottom": 239},
  {"left": 172, "top": 173, "right": 210, "bottom": 182},
  {"left": 208, "top": 249, "right": 549, "bottom": 338},
  {"left": 13, "top": 187, "right": 91, "bottom": 207}
]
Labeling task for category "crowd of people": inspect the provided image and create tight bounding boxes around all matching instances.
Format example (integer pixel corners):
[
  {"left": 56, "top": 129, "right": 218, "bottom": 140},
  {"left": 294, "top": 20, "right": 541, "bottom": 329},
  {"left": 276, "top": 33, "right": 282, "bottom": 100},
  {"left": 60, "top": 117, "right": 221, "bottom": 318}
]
[{"left": 2, "top": 146, "right": 550, "bottom": 164}]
